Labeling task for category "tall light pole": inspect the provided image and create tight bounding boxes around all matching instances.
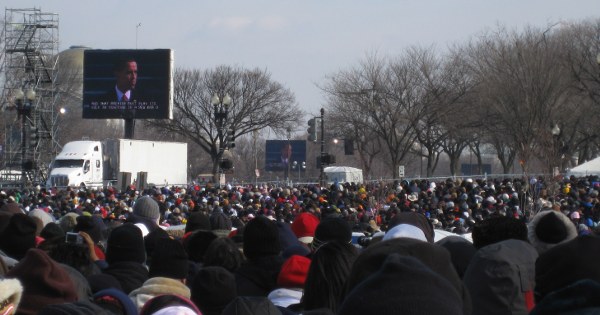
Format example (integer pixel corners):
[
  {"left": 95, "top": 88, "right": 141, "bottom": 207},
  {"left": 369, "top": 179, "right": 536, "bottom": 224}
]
[
  {"left": 212, "top": 93, "right": 232, "bottom": 185},
  {"left": 551, "top": 123, "right": 561, "bottom": 176},
  {"left": 253, "top": 129, "right": 259, "bottom": 186},
  {"left": 292, "top": 161, "right": 305, "bottom": 182},
  {"left": 285, "top": 127, "right": 291, "bottom": 183},
  {"left": 136, "top": 23, "right": 141, "bottom": 49},
  {"left": 319, "top": 108, "right": 325, "bottom": 186},
  {"left": 10, "top": 87, "right": 36, "bottom": 188}
]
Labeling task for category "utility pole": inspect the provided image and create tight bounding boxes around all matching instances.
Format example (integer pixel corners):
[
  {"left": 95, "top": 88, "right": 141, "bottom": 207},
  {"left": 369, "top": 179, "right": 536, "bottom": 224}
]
[{"left": 319, "top": 108, "right": 325, "bottom": 186}]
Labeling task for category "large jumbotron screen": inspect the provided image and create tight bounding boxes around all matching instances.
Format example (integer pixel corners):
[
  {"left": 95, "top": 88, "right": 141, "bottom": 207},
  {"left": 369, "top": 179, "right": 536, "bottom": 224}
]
[
  {"left": 265, "top": 140, "right": 307, "bottom": 172},
  {"left": 82, "top": 49, "right": 173, "bottom": 119}
]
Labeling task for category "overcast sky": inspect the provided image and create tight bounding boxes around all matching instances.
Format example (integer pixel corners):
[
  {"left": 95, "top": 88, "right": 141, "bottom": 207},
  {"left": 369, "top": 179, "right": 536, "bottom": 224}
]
[{"left": 4, "top": 1, "right": 600, "bottom": 116}]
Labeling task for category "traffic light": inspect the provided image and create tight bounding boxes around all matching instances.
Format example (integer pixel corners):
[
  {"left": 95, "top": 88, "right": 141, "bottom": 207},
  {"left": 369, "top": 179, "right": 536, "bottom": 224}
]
[
  {"left": 22, "top": 160, "right": 35, "bottom": 171},
  {"left": 220, "top": 159, "right": 233, "bottom": 170},
  {"left": 228, "top": 128, "right": 236, "bottom": 148},
  {"left": 322, "top": 154, "right": 336, "bottom": 165},
  {"left": 29, "top": 126, "right": 39, "bottom": 149},
  {"left": 307, "top": 118, "right": 317, "bottom": 142},
  {"left": 344, "top": 139, "right": 354, "bottom": 155},
  {"left": 317, "top": 154, "right": 336, "bottom": 167}
]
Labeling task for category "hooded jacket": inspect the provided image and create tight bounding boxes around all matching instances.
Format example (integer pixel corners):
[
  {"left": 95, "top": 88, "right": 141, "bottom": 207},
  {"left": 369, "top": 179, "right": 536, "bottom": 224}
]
[
  {"left": 463, "top": 239, "right": 538, "bottom": 315},
  {"left": 345, "top": 237, "right": 471, "bottom": 315}
]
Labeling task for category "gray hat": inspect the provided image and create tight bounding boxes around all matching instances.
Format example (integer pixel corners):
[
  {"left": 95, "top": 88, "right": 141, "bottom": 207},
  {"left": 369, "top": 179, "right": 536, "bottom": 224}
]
[{"left": 133, "top": 196, "right": 160, "bottom": 221}]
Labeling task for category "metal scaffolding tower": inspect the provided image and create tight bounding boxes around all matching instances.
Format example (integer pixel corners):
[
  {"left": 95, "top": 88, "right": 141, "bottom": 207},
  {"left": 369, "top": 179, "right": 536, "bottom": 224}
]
[{"left": 2, "top": 8, "right": 59, "bottom": 187}]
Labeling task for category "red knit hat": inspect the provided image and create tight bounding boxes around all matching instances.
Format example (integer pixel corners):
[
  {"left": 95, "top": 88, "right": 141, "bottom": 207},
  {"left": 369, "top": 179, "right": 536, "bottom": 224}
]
[
  {"left": 277, "top": 255, "right": 311, "bottom": 288},
  {"left": 291, "top": 212, "right": 320, "bottom": 244}
]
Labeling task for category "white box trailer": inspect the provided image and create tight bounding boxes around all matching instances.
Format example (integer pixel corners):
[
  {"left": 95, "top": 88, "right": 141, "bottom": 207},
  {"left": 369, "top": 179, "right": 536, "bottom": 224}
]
[
  {"left": 47, "top": 139, "right": 187, "bottom": 189},
  {"left": 324, "top": 166, "right": 363, "bottom": 184}
]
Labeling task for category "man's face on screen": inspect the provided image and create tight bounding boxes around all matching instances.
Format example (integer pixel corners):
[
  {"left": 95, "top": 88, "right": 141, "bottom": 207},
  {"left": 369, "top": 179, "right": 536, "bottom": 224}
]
[{"left": 115, "top": 61, "right": 138, "bottom": 92}]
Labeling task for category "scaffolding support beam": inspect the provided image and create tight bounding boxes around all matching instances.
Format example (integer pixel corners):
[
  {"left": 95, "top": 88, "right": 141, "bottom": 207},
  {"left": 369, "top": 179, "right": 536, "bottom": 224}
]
[{"left": 2, "top": 8, "right": 59, "bottom": 187}]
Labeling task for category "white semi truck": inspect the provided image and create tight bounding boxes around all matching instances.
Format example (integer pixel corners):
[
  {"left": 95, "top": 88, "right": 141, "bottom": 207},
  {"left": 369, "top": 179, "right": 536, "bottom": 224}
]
[{"left": 46, "top": 139, "right": 187, "bottom": 189}]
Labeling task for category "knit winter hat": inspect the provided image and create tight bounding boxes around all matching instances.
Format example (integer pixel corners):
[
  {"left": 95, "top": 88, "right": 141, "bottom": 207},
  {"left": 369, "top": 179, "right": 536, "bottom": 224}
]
[
  {"left": 28, "top": 208, "right": 55, "bottom": 230},
  {"left": 152, "top": 306, "right": 199, "bottom": 315},
  {"left": 0, "top": 213, "right": 38, "bottom": 260},
  {"left": 149, "top": 237, "right": 189, "bottom": 279},
  {"left": 143, "top": 228, "right": 170, "bottom": 265},
  {"left": 243, "top": 216, "right": 281, "bottom": 260},
  {"left": 133, "top": 196, "right": 160, "bottom": 222},
  {"left": 58, "top": 213, "right": 79, "bottom": 234},
  {"left": 6, "top": 248, "right": 78, "bottom": 315},
  {"left": 139, "top": 294, "right": 202, "bottom": 315},
  {"left": 185, "top": 212, "right": 211, "bottom": 233},
  {"left": 311, "top": 217, "right": 352, "bottom": 250},
  {"left": 267, "top": 289, "right": 303, "bottom": 309},
  {"left": 388, "top": 212, "right": 434, "bottom": 243},
  {"left": 277, "top": 255, "right": 311, "bottom": 288},
  {"left": 291, "top": 213, "right": 320, "bottom": 244},
  {"left": 528, "top": 210, "right": 577, "bottom": 254},
  {"left": 184, "top": 230, "right": 218, "bottom": 263},
  {"left": 339, "top": 254, "right": 463, "bottom": 315},
  {"left": 40, "top": 222, "right": 65, "bottom": 241},
  {"left": 472, "top": 216, "right": 528, "bottom": 249},
  {"left": 105, "top": 223, "right": 146, "bottom": 264},
  {"left": 191, "top": 266, "right": 237, "bottom": 315}
]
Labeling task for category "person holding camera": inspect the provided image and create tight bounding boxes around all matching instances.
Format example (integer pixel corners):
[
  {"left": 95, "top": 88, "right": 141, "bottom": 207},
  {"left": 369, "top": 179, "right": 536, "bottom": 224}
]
[
  {"left": 73, "top": 215, "right": 107, "bottom": 261},
  {"left": 45, "top": 231, "right": 101, "bottom": 280}
]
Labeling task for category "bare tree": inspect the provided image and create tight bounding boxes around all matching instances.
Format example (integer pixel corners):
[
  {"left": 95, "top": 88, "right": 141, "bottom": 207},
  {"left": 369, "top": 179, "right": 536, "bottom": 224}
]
[
  {"left": 322, "top": 53, "right": 420, "bottom": 179},
  {"left": 461, "top": 25, "right": 573, "bottom": 174},
  {"left": 559, "top": 19, "right": 600, "bottom": 104},
  {"left": 324, "top": 85, "right": 383, "bottom": 179},
  {"left": 148, "top": 65, "right": 302, "bottom": 178},
  {"left": 407, "top": 46, "right": 477, "bottom": 176},
  {"left": 407, "top": 47, "right": 448, "bottom": 177},
  {"left": 554, "top": 20, "right": 600, "bottom": 167}
]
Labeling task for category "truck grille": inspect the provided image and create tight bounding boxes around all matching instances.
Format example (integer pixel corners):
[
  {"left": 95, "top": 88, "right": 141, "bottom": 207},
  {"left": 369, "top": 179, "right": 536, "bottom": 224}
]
[{"left": 48, "top": 175, "right": 69, "bottom": 187}]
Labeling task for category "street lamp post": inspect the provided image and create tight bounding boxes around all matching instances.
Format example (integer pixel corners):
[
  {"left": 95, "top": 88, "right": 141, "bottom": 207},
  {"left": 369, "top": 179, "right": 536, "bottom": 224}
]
[
  {"left": 292, "top": 161, "right": 306, "bottom": 182},
  {"left": 285, "top": 127, "right": 292, "bottom": 183},
  {"left": 211, "top": 93, "right": 232, "bottom": 185},
  {"left": 136, "top": 23, "right": 141, "bottom": 49},
  {"left": 11, "top": 87, "right": 36, "bottom": 188},
  {"left": 551, "top": 123, "right": 561, "bottom": 176},
  {"left": 319, "top": 108, "right": 325, "bottom": 186}
]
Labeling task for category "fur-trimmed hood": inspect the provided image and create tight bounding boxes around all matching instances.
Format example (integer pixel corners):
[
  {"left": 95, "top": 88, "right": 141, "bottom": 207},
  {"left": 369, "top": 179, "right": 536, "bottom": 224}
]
[
  {"left": 0, "top": 278, "right": 23, "bottom": 313},
  {"left": 128, "top": 277, "right": 190, "bottom": 311},
  {"left": 528, "top": 210, "right": 577, "bottom": 254}
]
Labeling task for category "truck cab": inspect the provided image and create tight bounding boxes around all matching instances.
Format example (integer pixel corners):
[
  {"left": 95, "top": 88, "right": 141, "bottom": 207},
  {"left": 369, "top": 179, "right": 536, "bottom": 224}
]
[{"left": 46, "top": 141, "right": 104, "bottom": 188}]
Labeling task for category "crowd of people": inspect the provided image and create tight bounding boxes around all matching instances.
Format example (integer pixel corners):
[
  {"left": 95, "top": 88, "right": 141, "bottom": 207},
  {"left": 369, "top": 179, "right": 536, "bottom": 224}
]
[{"left": 0, "top": 174, "right": 600, "bottom": 314}]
